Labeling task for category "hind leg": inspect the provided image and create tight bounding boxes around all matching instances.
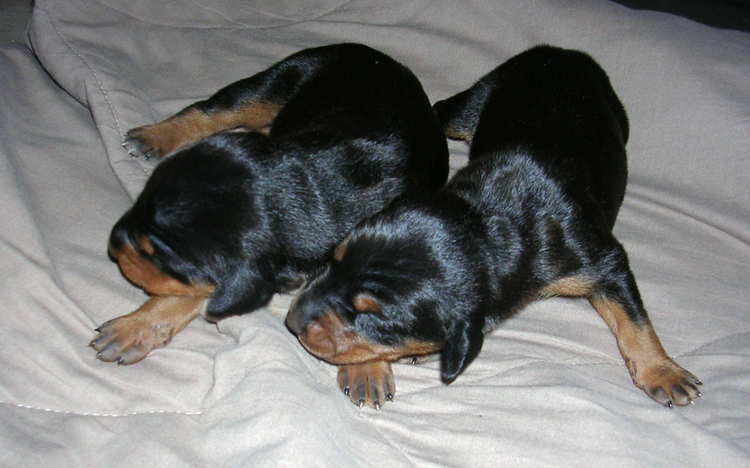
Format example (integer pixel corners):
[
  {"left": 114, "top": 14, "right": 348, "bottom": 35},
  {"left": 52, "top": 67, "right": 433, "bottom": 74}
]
[
  {"left": 123, "top": 72, "right": 287, "bottom": 159},
  {"left": 122, "top": 51, "right": 326, "bottom": 158},
  {"left": 588, "top": 283, "right": 702, "bottom": 407},
  {"left": 124, "top": 99, "right": 281, "bottom": 159},
  {"left": 433, "top": 87, "right": 486, "bottom": 144},
  {"left": 540, "top": 242, "right": 702, "bottom": 407},
  {"left": 556, "top": 248, "right": 702, "bottom": 407}
]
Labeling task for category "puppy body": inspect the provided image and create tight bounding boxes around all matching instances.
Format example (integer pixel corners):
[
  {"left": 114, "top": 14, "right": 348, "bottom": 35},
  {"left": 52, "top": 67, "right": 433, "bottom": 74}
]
[
  {"left": 286, "top": 45, "right": 701, "bottom": 408},
  {"left": 92, "top": 43, "right": 448, "bottom": 364}
]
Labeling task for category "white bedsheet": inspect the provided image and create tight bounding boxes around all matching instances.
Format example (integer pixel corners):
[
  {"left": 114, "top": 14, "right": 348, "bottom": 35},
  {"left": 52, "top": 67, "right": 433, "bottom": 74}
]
[{"left": 1, "top": 0, "right": 748, "bottom": 466}]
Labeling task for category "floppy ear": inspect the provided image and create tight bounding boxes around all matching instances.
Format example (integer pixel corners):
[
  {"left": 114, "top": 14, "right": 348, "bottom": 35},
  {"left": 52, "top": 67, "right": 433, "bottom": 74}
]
[
  {"left": 205, "top": 268, "right": 275, "bottom": 320},
  {"left": 440, "top": 316, "right": 485, "bottom": 384}
]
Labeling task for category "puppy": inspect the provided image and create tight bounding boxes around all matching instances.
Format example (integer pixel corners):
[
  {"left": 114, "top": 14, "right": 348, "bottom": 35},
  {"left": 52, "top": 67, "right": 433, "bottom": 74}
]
[
  {"left": 285, "top": 45, "right": 702, "bottom": 409},
  {"left": 90, "top": 43, "right": 449, "bottom": 364}
]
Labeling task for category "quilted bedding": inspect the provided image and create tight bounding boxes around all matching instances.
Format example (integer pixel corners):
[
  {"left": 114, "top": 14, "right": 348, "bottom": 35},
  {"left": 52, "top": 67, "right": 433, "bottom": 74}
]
[{"left": 1, "top": 0, "right": 749, "bottom": 466}]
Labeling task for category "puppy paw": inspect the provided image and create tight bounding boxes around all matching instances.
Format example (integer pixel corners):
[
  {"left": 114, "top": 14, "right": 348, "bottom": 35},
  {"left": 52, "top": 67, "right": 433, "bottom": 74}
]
[
  {"left": 631, "top": 359, "right": 703, "bottom": 407},
  {"left": 89, "top": 314, "right": 174, "bottom": 365},
  {"left": 337, "top": 361, "right": 395, "bottom": 409},
  {"left": 122, "top": 126, "right": 170, "bottom": 159}
]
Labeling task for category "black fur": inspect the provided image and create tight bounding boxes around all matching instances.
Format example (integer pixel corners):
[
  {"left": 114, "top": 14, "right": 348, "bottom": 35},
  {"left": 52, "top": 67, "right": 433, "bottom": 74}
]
[
  {"left": 287, "top": 45, "right": 646, "bottom": 383},
  {"left": 109, "top": 43, "right": 449, "bottom": 318}
]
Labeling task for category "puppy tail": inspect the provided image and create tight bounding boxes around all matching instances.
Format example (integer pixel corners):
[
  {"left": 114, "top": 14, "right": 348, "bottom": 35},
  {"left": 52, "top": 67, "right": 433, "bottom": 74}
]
[{"left": 433, "top": 83, "right": 491, "bottom": 143}]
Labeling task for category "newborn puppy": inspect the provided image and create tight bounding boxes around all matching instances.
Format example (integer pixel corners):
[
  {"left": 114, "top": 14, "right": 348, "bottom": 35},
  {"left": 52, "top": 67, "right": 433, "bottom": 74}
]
[
  {"left": 285, "top": 45, "right": 702, "bottom": 409},
  {"left": 91, "top": 43, "right": 449, "bottom": 365}
]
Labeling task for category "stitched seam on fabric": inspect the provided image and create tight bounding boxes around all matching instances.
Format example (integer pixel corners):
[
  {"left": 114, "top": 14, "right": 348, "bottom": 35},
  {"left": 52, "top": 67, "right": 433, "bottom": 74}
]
[
  {"left": 39, "top": 8, "right": 123, "bottom": 138},
  {"left": 0, "top": 400, "right": 202, "bottom": 418},
  {"left": 37, "top": 7, "right": 149, "bottom": 179}
]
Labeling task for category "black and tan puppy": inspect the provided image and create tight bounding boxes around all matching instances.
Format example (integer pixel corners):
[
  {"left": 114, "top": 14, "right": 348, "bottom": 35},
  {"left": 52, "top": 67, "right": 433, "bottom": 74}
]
[
  {"left": 285, "top": 45, "right": 702, "bottom": 409},
  {"left": 90, "top": 43, "right": 449, "bottom": 364}
]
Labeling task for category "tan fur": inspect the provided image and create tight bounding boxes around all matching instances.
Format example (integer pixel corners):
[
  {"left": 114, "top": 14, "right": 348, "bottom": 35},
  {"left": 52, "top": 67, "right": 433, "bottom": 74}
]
[
  {"left": 90, "top": 295, "right": 207, "bottom": 364},
  {"left": 589, "top": 296, "right": 700, "bottom": 405},
  {"left": 539, "top": 275, "right": 595, "bottom": 298},
  {"left": 333, "top": 235, "right": 350, "bottom": 262},
  {"left": 129, "top": 101, "right": 281, "bottom": 157},
  {"left": 337, "top": 360, "right": 395, "bottom": 409},
  {"left": 299, "top": 310, "right": 440, "bottom": 365},
  {"left": 112, "top": 243, "right": 214, "bottom": 297},
  {"left": 352, "top": 293, "right": 381, "bottom": 314},
  {"left": 443, "top": 124, "right": 472, "bottom": 143}
]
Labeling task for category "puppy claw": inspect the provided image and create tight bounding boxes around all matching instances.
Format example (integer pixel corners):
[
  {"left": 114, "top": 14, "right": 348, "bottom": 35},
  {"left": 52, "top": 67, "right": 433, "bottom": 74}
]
[
  {"left": 634, "top": 360, "right": 703, "bottom": 407},
  {"left": 337, "top": 361, "right": 395, "bottom": 409},
  {"left": 90, "top": 313, "right": 173, "bottom": 365},
  {"left": 122, "top": 126, "right": 166, "bottom": 160}
]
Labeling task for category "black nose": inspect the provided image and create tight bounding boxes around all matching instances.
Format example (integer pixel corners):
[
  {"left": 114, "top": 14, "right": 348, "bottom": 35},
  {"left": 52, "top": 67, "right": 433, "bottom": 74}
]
[{"left": 285, "top": 307, "right": 306, "bottom": 336}]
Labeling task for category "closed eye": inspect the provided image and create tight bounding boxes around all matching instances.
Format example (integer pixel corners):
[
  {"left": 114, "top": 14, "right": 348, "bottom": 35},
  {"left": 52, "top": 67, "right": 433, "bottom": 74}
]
[{"left": 304, "top": 263, "right": 330, "bottom": 287}]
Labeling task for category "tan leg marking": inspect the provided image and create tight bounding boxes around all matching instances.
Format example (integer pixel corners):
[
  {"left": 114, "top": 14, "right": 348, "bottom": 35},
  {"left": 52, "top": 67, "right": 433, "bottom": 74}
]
[
  {"left": 90, "top": 295, "right": 207, "bottom": 365},
  {"left": 337, "top": 361, "right": 395, "bottom": 409},
  {"left": 538, "top": 275, "right": 595, "bottom": 298},
  {"left": 589, "top": 296, "right": 702, "bottom": 407},
  {"left": 443, "top": 124, "right": 472, "bottom": 143},
  {"left": 124, "top": 101, "right": 281, "bottom": 158}
]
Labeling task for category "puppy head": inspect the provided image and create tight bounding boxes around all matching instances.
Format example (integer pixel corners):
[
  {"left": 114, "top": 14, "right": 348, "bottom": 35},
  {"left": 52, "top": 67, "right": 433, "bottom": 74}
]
[
  {"left": 285, "top": 214, "right": 485, "bottom": 383},
  {"left": 108, "top": 141, "right": 261, "bottom": 299}
]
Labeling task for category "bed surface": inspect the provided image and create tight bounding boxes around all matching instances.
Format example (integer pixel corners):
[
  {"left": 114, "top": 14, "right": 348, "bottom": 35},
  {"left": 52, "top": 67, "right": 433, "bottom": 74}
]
[{"left": 1, "top": 1, "right": 749, "bottom": 466}]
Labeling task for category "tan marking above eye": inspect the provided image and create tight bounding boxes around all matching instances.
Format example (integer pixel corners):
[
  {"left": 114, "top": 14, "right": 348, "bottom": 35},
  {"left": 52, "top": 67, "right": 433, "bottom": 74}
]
[
  {"left": 333, "top": 235, "right": 350, "bottom": 262},
  {"left": 137, "top": 235, "right": 155, "bottom": 255},
  {"left": 352, "top": 293, "right": 381, "bottom": 315}
]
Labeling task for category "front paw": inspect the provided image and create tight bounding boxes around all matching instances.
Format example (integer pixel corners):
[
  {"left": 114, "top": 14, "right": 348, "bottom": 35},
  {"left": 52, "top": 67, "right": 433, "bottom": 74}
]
[
  {"left": 632, "top": 359, "right": 703, "bottom": 407},
  {"left": 89, "top": 314, "right": 173, "bottom": 365},
  {"left": 337, "top": 361, "right": 395, "bottom": 409}
]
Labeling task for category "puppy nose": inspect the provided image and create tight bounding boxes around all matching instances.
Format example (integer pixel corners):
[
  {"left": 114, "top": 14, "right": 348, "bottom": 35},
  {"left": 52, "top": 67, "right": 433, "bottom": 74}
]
[
  {"left": 285, "top": 313, "right": 305, "bottom": 336},
  {"left": 285, "top": 306, "right": 307, "bottom": 336}
]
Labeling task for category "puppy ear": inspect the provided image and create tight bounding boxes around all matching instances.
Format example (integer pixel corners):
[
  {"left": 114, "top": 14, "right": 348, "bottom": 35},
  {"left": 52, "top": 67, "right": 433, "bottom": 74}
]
[
  {"left": 440, "top": 316, "right": 484, "bottom": 384},
  {"left": 433, "top": 86, "right": 487, "bottom": 143}
]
